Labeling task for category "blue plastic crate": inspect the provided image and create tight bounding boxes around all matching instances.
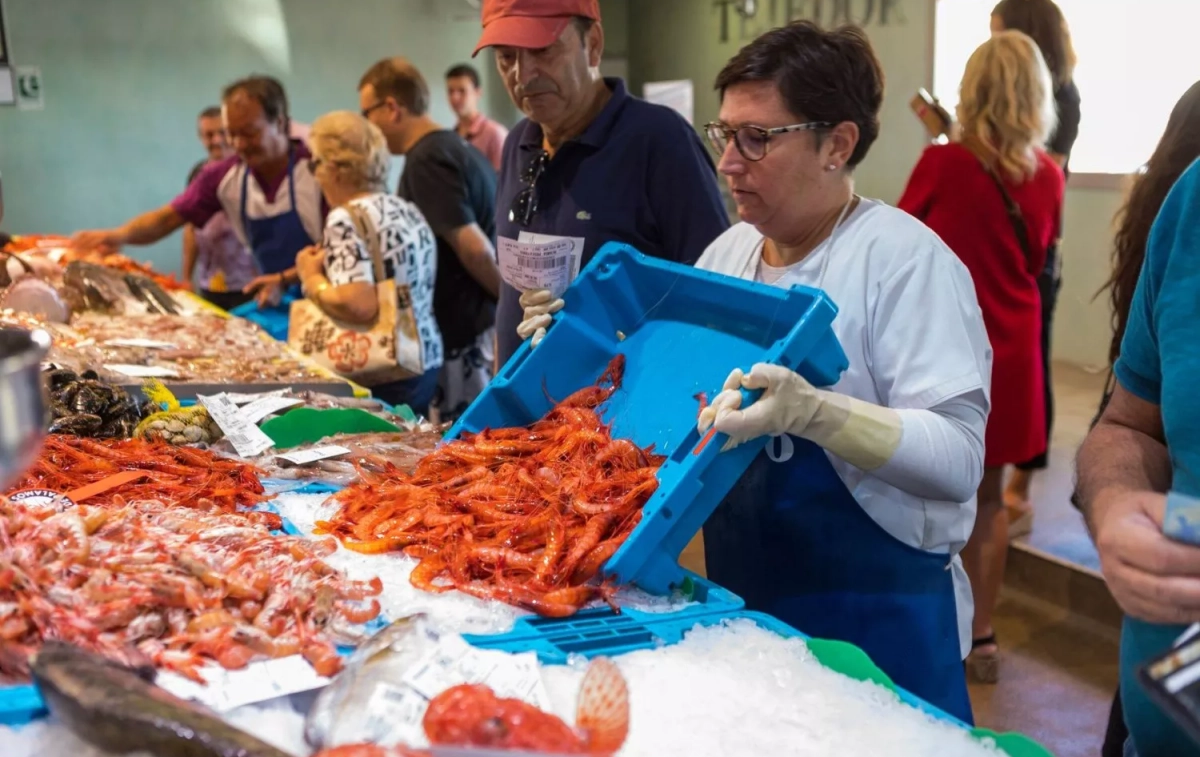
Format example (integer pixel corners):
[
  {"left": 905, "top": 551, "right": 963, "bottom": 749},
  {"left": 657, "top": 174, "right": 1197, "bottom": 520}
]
[
  {"left": 448, "top": 242, "right": 847, "bottom": 596},
  {"left": 463, "top": 570, "right": 742, "bottom": 663}
]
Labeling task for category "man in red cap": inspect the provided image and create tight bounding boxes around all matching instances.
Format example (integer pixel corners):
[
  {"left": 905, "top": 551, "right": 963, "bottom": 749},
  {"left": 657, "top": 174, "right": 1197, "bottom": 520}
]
[{"left": 475, "top": 0, "right": 730, "bottom": 366}]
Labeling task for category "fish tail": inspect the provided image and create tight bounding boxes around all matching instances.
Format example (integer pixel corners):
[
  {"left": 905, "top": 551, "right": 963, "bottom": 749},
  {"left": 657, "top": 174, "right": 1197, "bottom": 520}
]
[{"left": 577, "top": 657, "right": 630, "bottom": 755}]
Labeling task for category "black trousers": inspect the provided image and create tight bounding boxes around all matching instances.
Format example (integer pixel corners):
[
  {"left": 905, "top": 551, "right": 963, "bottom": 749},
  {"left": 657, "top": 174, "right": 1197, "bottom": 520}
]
[{"left": 1016, "top": 251, "right": 1062, "bottom": 472}]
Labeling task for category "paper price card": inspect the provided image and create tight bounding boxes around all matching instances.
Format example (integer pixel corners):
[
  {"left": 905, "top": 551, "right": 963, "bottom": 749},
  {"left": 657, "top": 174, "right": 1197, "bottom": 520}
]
[{"left": 497, "top": 236, "right": 583, "bottom": 299}]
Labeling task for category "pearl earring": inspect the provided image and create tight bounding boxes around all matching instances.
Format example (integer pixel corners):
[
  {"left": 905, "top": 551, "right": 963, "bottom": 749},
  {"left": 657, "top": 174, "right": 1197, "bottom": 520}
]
[{"left": 827, "top": 164, "right": 839, "bottom": 171}]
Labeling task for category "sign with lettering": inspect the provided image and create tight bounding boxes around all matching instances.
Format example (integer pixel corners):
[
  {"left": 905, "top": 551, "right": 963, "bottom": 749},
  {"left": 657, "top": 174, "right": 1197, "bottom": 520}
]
[
  {"left": 713, "top": 0, "right": 907, "bottom": 44},
  {"left": 15, "top": 65, "right": 41, "bottom": 110}
]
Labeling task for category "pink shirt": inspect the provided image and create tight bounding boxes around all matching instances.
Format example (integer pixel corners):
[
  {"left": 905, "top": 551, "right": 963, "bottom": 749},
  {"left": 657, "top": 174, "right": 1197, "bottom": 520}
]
[{"left": 457, "top": 113, "right": 508, "bottom": 171}]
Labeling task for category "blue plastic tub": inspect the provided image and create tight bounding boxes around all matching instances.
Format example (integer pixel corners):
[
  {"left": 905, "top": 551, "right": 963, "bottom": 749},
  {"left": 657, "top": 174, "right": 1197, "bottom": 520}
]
[
  {"left": 464, "top": 570, "right": 743, "bottom": 664},
  {"left": 448, "top": 242, "right": 848, "bottom": 596}
]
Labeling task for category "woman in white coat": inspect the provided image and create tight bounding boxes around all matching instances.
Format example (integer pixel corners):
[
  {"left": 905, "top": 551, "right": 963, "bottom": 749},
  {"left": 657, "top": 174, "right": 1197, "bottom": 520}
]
[{"left": 693, "top": 22, "right": 993, "bottom": 723}]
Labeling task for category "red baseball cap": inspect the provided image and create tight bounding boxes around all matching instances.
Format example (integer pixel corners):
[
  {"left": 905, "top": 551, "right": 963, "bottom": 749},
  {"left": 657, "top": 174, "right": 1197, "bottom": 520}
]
[{"left": 472, "top": 0, "right": 601, "bottom": 57}]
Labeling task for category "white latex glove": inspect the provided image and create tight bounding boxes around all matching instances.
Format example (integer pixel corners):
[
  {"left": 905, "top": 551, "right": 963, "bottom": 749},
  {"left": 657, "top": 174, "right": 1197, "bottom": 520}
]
[
  {"left": 515, "top": 288, "right": 565, "bottom": 348},
  {"left": 697, "top": 363, "right": 903, "bottom": 472}
]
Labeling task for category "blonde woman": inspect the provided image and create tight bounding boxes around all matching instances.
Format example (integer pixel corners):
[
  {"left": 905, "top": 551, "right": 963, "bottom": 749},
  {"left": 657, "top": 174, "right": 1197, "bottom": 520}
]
[
  {"left": 899, "top": 30, "right": 1064, "bottom": 683},
  {"left": 294, "top": 111, "right": 443, "bottom": 414}
]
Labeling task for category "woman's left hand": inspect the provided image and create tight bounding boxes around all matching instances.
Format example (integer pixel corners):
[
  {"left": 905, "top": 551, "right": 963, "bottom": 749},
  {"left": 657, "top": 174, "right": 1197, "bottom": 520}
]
[{"left": 295, "top": 245, "right": 325, "bottom": 281}]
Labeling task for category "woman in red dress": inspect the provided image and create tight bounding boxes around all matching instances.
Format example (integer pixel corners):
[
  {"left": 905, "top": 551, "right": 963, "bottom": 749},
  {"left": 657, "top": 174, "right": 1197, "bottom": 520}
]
[{"left": 899, "top": 30, "right": 1064, "bottom": 683}]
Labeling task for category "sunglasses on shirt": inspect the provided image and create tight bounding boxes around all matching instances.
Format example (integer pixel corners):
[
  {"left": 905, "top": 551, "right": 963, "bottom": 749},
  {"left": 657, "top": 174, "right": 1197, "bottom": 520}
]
[{"left": 509, "top": 149, "right": 549, "bottom": 227}]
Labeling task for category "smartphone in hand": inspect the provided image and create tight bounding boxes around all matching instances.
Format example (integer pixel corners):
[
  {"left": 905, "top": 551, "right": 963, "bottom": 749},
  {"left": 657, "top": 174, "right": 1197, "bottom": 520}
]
[{"left": 910, "top": 88, "right": 953, "bottom": 142}]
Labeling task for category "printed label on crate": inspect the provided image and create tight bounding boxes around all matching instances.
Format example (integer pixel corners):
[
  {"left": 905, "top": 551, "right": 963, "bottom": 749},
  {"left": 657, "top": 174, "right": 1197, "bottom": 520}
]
[
  {"left": 7, "top": 489, "right": 75, "bottom": 512},
  {"left": 275, "top": 445, "right": 351, "bottom": 466},
  {"left": 197, "top": 393, "right": 275, "bottom": 457},
  {"left": 104, "top": 338, "right": 178, "bottom": 349},
  {"left": 497, "top": 235, "right": 583, "bottom": 299},
  {"left": 156, "top": 654, "right": 331, "bottom": 712},
  {"left": 239, "top": 396, "right": 304, "bottom": 424},
  {"left": 104, "top": 363, "right": 180, "bottom": 378}
]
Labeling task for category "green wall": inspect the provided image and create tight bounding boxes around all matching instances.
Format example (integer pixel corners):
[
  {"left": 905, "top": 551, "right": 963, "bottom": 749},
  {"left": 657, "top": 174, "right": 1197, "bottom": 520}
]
[{"left": 0, "top": 0, "right": 514, "bottom": 273}]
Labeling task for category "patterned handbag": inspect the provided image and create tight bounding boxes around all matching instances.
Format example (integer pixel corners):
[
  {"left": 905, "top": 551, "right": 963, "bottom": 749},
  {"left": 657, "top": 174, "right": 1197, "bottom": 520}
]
[{"left": 287, "top": 204, "right": 424, "bottom": 386}]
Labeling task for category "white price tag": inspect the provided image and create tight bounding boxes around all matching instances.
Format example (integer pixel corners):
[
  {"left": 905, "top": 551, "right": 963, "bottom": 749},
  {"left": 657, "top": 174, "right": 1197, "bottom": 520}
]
[
  {"left": 362, "top": 682, "right": 430, "bottom": 748},
  {"left": 104, "top": 363, "right": 180, "bottom": 378},
  {"left": 402, "top": 634, "right": 549, "bottom": 710},
  {"left": 224, "top": 389, "right": 291, "bottom": 405},
  {"left": 497, "top": 236, "right": 583, "bottom": 299},
  {"left": 156, "top": 654, "right": 331, "bottom": 712},
  {"left": 198, "top": 393, "right": 275, "bottom": 457},
  {"left": 275, "top": 445, "right": 351, "bottom": 466},
  {"left": 104, "top": 338, "right": 178, "bottom": 349},
  {"left": 240, "top": 396, "right": 304, "bottom": 424}
]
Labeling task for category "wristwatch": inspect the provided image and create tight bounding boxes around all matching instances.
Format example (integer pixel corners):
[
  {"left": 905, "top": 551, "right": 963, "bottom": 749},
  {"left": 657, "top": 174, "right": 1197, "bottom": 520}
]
[{"left": 303, "top": 278, "right": 330, "bottom": 301}]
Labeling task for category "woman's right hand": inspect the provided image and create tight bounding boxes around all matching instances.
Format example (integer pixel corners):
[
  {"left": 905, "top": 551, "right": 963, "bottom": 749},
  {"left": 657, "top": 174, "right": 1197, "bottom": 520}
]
[
  {"left": 295, "top": 245, "right": 325, "bottom": 282},
  {"left": 516, "top": 288, "right": 564, "bottom": 348}
]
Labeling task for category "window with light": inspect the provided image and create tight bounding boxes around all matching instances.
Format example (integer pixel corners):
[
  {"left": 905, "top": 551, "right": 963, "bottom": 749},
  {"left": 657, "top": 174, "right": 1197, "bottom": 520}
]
[{"left": 933, "top": 0, "right": 1200, "bottom": 175}]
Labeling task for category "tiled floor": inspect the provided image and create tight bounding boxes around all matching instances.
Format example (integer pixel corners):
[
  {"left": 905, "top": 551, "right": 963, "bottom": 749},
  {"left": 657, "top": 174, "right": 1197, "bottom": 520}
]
[{"left": 1014, "top": 362, "right": 1110, "bottom": 573}]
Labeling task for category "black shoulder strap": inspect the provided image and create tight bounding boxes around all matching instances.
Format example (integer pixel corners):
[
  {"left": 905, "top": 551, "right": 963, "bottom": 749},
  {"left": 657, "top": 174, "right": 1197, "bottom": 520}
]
[{"left": 985, "top": 168, "right": 1035, "bottom": 264}]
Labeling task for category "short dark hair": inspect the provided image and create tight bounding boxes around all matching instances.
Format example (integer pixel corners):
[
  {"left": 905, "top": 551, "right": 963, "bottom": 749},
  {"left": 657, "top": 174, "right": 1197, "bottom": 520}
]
[
  {"left": 992, "top": 0, "right": 1075, "bottom": 86},
  {"left": 446, "top": 64, "right": 481, "bottom": 89},
  {"left": 198, "top": 106, "right": 222, "bottom": 120},
  {"left": 572, "top": 16, "right": 596, "bottom": 40},
  {"left": 222, "top": 75, "right": 289, "bottom": 127},
  {"left": 359, "top": 57, "right": 430, "bottom": 116},
  {"left": 715, "top": 21, "right": 884, "bottom": 168}
]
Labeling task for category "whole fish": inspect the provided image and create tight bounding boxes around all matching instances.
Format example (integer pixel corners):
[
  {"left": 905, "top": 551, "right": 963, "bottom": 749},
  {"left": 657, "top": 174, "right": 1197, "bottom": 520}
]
[
  {"left": 32, "top": 641, "right": 291, "bottom": 757},
  {"left": 305, "top": 614, "right": 439, "bottom": 751},
  {"left": 313, "top": 657, "right": 630, "bottom": 757}
]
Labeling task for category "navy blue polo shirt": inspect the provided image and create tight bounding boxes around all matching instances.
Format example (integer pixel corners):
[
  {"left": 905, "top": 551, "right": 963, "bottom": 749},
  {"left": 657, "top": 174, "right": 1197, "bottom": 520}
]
[{"left": 494, "top": 78, "right": 730, "bottom": 364}]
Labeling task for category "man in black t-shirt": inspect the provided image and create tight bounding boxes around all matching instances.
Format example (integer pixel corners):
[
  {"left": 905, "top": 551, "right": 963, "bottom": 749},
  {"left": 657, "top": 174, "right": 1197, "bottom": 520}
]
[{"left": 358, "top": 57, "right": 502, "bottom": 420}]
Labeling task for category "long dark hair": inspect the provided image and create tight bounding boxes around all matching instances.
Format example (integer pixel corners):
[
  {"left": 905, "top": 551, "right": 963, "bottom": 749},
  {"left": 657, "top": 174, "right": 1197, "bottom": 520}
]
[
  {"left": 1103, "top": 80, "right": 1200, "bottom": 366},
  {"left": 992, "top": 0, "right": 1075, "bottom": 87}
]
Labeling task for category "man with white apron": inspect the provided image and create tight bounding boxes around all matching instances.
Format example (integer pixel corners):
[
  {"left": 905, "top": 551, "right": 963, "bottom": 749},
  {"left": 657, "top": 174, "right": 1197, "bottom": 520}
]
[{"left": 73, "top": 76, "right": 322, "bottom": 338}]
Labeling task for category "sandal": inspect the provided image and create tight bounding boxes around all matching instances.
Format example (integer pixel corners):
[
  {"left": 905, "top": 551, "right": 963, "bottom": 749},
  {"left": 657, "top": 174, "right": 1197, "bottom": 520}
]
[{"left": 967, "top": 634, "right": 1000, "bottom": 684}]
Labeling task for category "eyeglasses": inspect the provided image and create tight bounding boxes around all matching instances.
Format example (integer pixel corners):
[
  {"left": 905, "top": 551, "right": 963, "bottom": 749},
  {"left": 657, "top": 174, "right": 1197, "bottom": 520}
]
[
  {"left": 509, "top": 149, "right": 549, "bottom": 227},
  {"left": 704, "top": 121, "right": 834, "bottom": 162},
  {"left": 361, "top": 101, "right": 387, "bottom": 118}
]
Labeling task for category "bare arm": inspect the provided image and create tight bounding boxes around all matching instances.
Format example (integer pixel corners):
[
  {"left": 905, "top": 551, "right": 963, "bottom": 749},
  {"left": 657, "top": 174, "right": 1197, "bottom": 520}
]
[
  {"left": 120, "top": 205, "right": 187, "bottom": 245},
  {"left": 303, "top": 273, "right": 378, "bottom": 324},
  {"left": 1076, "top": 383, "right": 1171, "bottom": 535},
  {"left": 182, "top": 225, "right": 199, "bottom": 284},
  {"left": 445, "top": 223, "right": 500, "bottom": 298}
]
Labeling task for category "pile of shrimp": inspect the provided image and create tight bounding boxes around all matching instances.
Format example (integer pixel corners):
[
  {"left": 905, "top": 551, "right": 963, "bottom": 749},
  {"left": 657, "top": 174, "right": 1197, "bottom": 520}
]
[
  {"left": 0, "top": 496, "right": 382, "bottom": 684},
  {"left": 317, "top": 355, "right": 664, "bottom": 618},
  {"left": 8, "top": 435, "right": 266, "bottom": 512}
]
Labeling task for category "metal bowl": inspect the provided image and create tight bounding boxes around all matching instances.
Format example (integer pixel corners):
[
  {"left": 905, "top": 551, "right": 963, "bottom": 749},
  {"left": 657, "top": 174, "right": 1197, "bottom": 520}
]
[{"left": 0, "top": 326, "right": 51, "bottom": 491}]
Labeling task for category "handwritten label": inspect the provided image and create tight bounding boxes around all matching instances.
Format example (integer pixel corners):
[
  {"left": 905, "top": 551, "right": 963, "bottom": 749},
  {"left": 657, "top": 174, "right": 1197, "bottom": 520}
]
[
  {"left": 275, "top": 445, "right": 350, "bottom": 466},
  {"left": 224, "top": 389, "right": 291, "bottom": 405},
  {"left": 403, "top": 634, "right": 550, "bottom": 708},
  {"left": 497, "top": 236, "right": 583, "bottom": 299},
  {"left": 105, "top": 363, "right": 179, "bottom": 378},
  {"left": 198, "top": 393, "right": 274, "bottom": 457},
  {"left": 240, "top": 396, "right": 303, "bottom": 425},
  {"left": 156, "top": 654, "right": 331, "bottom": 711}
]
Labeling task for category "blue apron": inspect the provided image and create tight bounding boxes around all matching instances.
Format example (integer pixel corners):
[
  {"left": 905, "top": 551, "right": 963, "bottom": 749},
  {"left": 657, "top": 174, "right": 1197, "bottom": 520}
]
[
  {"left": 236, "top": 152, "right": 311, "bottom": 340},
  {"left": 704, "top": 436, "right": 975, "bottom": 725}
]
